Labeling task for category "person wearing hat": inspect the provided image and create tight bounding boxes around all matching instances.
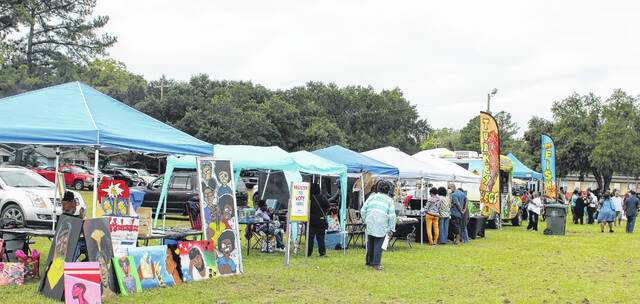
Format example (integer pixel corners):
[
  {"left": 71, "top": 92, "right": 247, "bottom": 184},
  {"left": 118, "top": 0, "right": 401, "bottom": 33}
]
[{"left": 61, "top": 191, "right": 85, "bottom": 218}]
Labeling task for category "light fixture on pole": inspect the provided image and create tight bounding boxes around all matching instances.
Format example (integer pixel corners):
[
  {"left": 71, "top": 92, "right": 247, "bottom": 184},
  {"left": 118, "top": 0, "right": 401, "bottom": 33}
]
[{"left": 487, "top": 88, "right": 498, "bottom": 113}]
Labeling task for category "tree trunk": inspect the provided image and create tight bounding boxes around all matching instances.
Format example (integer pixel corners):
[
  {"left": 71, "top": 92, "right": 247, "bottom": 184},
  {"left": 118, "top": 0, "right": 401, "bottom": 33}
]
[
  {"left": 26, "top": 17, "right": 35, "bottom": 74},
  {"left": 591, "top": 168, "right": 603, "bottom": 191}
]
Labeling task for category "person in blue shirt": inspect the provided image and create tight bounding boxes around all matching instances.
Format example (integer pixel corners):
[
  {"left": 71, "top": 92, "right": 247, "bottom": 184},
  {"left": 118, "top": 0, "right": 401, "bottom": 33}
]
[
  {"left": 624, "top": 191, "right": 640, "bottom": 233},
  {"left": 448, "top": 184, "right": 467, "bottom": 245}
]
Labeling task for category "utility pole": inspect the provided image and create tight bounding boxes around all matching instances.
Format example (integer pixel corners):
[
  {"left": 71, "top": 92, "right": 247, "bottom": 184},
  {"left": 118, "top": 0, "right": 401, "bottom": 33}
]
[{"left": 153, "top": 75, "right": 172, "bottom": 100}]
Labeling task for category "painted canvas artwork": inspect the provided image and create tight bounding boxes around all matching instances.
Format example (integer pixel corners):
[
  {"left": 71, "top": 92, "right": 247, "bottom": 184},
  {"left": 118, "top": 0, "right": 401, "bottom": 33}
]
[
  {"left": 64, "top": 262, "right": 101, "bottom": 304},
  {"left": 39, "top": 215, "right": 84, "bottom": 301},
  {"left": 127, "top": 245, "right": 176, "bottom": 290},
  {"left": 197, "top": 158, "right": 243, "bottom": 276},
  {"left": 112, "top": 256, "right": 142, "bottom": 295},
  {"left": 178, "top": 240, "right": 217, "bottom": 281},
  {"left": 0, "top": 262, "right": 25, "bottom": 285},
  {"left": 83, "top": 218, "right": 117, "bottom": 299},
  {"left": 96, "top": 180, "right": 130, "bottom": 217},
  {"left": 106, "top": 216, "right": 139, "bottom": 257}
]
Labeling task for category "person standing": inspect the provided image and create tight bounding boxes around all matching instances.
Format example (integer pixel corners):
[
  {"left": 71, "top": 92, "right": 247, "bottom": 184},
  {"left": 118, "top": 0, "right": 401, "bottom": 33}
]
[
  {"left": 437, "top": 187, "right": 451, "bottom": 245},
  {"left": 574, "top": 192, "right": 585, "bottom": 225},
  {"left": 623, "top": 191, "right": 640, "bottom": 234},
  {"left": 448, "top": 184, "right": 466, "bottom": 245},
  {"left": 597, "top": 193, "right": 616, "bottom": 233},
  {"left": 558, "top": 187, "right": 566, "bottom": 204},
  {"left": 424, "top": 188, "right": 442, "bottom": 245},
  {"left": 612, "top": 191, "right": 623, "bottom": 227},
  {"left": 526, "top": 192, "right": 542, "bottom": 231},
  {"left": 308, "top": 183, "right": 330, "bottom": 257},
  {"left": 361, "top": 180, "right": 395, "bottom": 271},
  {"left": 570, "top": 190, "right": 578, "bottom": 224},
  {"left": 587, "top": 189, "right": 598, "bottom": 224}
]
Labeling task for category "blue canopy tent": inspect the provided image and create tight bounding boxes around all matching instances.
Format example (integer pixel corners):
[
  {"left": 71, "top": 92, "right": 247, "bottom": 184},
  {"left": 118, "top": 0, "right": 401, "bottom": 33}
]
[
  {"left": 507, "top": 153, "right": 542, "bottom": 180},
  {"left": 0, "top": 81, "right": 213, "bottom": 221},
  {"left": 154, "top": 145, "right": 303, "bottom": 227},
  {"left": 311, "top": 145, "right": 399, "bottom": 176}
]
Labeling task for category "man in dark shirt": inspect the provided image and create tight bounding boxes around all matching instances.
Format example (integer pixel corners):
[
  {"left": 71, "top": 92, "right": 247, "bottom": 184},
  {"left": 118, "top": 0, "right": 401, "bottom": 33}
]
[
  {"left": 574, "top": 192, "right": 585, "bottom": 225},
  {"left": 623, "top": 191, "right": 640, "bottom": 233}
]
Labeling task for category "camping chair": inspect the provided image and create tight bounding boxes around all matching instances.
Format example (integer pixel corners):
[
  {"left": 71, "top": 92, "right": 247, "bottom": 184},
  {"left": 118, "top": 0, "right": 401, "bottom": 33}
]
[
  {"left": 389, "top": 221, "right": 416, "bottom": 251},
  {"left": 346, "top": 209, "right": 365, "bottom": 248},
  {"left": 185, "top": 201, "right": 202, "bottom": 230}
]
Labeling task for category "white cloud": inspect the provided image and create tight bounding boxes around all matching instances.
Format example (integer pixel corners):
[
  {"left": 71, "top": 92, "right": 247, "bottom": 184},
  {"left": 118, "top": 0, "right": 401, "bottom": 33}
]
[{"left": 95, "top": 0, "right": 640, "bottom": 136}]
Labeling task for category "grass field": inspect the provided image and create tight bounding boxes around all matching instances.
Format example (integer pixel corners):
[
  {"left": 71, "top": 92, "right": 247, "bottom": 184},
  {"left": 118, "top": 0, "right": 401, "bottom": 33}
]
[{"left": 2, "top": 191, "right": 640, "bottom": 303}]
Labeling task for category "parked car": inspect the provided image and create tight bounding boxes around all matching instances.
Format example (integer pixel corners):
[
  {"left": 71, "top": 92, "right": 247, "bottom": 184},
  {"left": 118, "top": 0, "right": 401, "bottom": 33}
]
[
  {"left": 74, "top": 164, "right": 113, "bottom": 183},
  {"left": 30, "top": 164, "right": 94, "bottom": 190},
  {"left": 135, "top": 170, "right": 248, "bottom": 215},
  {"left": 124, "top": 168, "right": 156, "bottom": 185},
  {"left": 101, "top": 168, "right": 145, "bottom": 187},
  {"left": 0, "top": 167, "right": 86, "bottom": 227},
  {"left": 240, "top": 170, "right": 259, "bottom": 188}
]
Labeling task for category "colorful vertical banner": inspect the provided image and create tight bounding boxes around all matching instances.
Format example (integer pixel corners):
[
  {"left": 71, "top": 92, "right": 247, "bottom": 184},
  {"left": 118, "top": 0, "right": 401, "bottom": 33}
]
[
  {"left": 479, "top": 111, "right": 501, "bottom": 213},
  {"left": 541, "top": 133, "right": 557, "bottom": 202},
  {"left": 196, "top": 157, "right": 243, "bottom": 276}
]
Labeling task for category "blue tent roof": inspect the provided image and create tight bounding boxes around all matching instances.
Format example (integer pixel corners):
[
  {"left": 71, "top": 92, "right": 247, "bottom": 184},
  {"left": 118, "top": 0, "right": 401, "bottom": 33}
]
[
  {"left": 312, "top": 145, "right": 399, "bottom": 176},
  {"left": 507, "top": 153, "right": 542, "bottom": 180},
  {"left": 0, "top": 82, "right": 213, "bottom": 155}
]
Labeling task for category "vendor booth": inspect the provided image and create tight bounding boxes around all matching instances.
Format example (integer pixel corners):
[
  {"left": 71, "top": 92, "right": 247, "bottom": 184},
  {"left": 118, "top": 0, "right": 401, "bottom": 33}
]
[
  {"left": 312, "top": 145, "right": 399, "bottom": 177},
  {"left": 507, "top": 153, "right": 542, "bottom": 180},
  {"left": 0, "top": 81, "right": 214, "bottom": 221},
  {"left": 361, "top": 146, "right": 454, "bottom": 181},
  {"left": 412, "top": 151, "right": 481, "bottom": 183}
]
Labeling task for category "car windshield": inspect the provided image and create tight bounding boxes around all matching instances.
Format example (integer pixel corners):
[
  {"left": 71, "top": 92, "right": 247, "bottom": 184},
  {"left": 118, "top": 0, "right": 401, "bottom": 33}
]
[
  {"left": 136, "top": 169, "right": 151, "bottom": 176},
  {"left": 71, "top": 167, "right": 88, "bottom": 174},
  {"left": 0, "top": 170, "right": 54, "bottom": 187},
  {"left": 119, "top": 170, "right": 133, "bottom": 178}
]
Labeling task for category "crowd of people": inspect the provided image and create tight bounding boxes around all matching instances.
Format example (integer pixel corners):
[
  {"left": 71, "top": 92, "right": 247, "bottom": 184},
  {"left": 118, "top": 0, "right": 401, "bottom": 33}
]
[{"left": 520, "top": 186, "right": 640, "bottom": 233}]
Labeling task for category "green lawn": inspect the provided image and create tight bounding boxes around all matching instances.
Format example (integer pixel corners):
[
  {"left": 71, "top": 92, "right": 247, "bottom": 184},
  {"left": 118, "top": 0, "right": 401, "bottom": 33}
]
[{"left": 3, "top": 192, "right": 639, "bottom": 303}]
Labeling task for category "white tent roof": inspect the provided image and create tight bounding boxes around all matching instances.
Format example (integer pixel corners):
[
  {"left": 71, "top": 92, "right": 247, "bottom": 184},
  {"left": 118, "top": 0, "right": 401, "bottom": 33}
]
[
  {"left": 420, "top": 148, "right": 455, "bottom": 158},
  {"left": 413, "top": 150, "right": 481, "bottom": 183},
  {"left": 361, "top": 146, "right": 454, "bottom": 181}
]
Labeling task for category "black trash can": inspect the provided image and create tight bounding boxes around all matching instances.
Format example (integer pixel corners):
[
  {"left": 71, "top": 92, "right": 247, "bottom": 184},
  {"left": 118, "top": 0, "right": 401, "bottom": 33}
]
[{"left": 545, "top": 204, "right": 568, "bottom": 235}]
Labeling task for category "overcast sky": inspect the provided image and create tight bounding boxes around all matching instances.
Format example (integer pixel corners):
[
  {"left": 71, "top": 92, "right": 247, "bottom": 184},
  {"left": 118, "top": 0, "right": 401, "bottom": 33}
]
[{"left": 94, "top": 1, "right": 640, "bottom": 136}]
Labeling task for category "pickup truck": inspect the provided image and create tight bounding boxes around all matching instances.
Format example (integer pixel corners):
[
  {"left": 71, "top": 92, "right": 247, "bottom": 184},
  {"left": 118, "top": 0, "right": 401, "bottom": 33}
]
[
  {"left": 31, "top": 164, "right": 94, "bottom": 190},
  {"left": 135, "top": 170, "right": 248, "bottom": 215}
]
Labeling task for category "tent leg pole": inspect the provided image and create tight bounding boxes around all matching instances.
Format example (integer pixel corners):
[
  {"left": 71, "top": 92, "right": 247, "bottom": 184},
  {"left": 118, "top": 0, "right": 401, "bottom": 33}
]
[
  {"left": 420, "top": 178, "right": 424, "bottom": 245},
  {"left": 261, "top": 170, "right": 271, "bottom": 200},
  {"left": 52, "top": 146, "right": 60, "bottom": 231},
  {"left": 92, "top": 148, "right": 99, "bottom": 218}
]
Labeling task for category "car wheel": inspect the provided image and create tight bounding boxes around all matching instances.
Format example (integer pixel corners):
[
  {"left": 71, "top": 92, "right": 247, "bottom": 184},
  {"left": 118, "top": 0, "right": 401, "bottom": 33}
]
[
  {"left": 74, "top": 180, "right": 84, "bottom": 190},
  {"left": 511, "top": 210, "right": 522, "bottom": 226},
  {"left": 1, "top": 204, "right": 25, "bottom": 224}
]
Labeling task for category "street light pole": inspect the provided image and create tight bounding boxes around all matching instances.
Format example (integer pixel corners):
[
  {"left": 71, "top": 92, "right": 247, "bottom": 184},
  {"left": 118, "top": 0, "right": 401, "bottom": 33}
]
[{"left": 487, "top": 88, "right": 498, "bottom": 113}]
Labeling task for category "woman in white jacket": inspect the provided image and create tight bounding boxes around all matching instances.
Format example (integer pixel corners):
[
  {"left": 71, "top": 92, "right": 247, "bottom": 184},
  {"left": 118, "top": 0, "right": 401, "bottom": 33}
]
[{"left": 526, "top": 191, "right": 542, "bottom": 232}]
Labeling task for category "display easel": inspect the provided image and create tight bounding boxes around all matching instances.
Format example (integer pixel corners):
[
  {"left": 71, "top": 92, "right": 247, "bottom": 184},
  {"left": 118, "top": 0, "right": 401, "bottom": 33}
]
[{"left": 284, "top": 181, "right": 311, "bottom": 266}]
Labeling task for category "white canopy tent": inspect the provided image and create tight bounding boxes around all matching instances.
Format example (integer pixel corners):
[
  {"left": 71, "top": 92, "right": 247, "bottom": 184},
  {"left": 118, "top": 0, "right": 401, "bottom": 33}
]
[
  {"left": 412, "top": 151, "right": 481, "bottom": 184},
  {"left": 361, "top": 147, "right": 454, "bottom": 181}
]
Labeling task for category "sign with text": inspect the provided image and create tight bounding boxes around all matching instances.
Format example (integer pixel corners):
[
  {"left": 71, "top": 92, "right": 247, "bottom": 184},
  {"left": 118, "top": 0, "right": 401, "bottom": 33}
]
[
  {"left": 541, "top": 133, "right": 557, "bottom": 202},
  {"left": 106, "top": 216, "right": 139, "bottom": 257},
  {"left": 288, "top": 182, "right": 310, "bottom": 222},
  {"left": 479, "top": 111, "right": 501, "bottom": 213}
]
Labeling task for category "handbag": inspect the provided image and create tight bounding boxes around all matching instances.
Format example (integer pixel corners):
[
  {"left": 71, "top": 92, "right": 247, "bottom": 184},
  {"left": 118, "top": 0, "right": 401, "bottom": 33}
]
[{"left": 312, "top": 196, "right": 329, "bottom": 230}]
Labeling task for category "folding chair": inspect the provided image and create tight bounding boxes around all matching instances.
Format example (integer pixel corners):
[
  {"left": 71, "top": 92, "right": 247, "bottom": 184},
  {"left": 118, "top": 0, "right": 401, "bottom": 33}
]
[
  {"left": 390, "top": 221, "right": 416, "bottom": 251},
  {"left": 346, "top": 209, "right": 365, "bottom": 248},
  {"left": 186, "top": 201, "right": 202, "bottom": 230}
]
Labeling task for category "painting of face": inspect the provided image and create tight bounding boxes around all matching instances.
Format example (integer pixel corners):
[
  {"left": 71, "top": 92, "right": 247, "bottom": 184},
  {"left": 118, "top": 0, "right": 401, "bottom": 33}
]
[
  {"left": 112, "top": 256, "right": 142, "bottom": 295},
  {"left": 41, "top": 215, "right": 84, "bottom": 301},
  {"left": 197, "top": 158, "right": 243, "bottom": 276},
  {"left": 54, "top": 227, "right": 70, "bottom": 258},
  {"left": 221, "top": 239, "right": 232, "bottom": 257},
  {"left": 203, "top": 188, "right": 215, "bottom": 205},
  {"left": 202, "top": 164, "right": 212, "bottom": 180},
  {"left": 218, "top": 171, "right": 229, "bottom": 186}
]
